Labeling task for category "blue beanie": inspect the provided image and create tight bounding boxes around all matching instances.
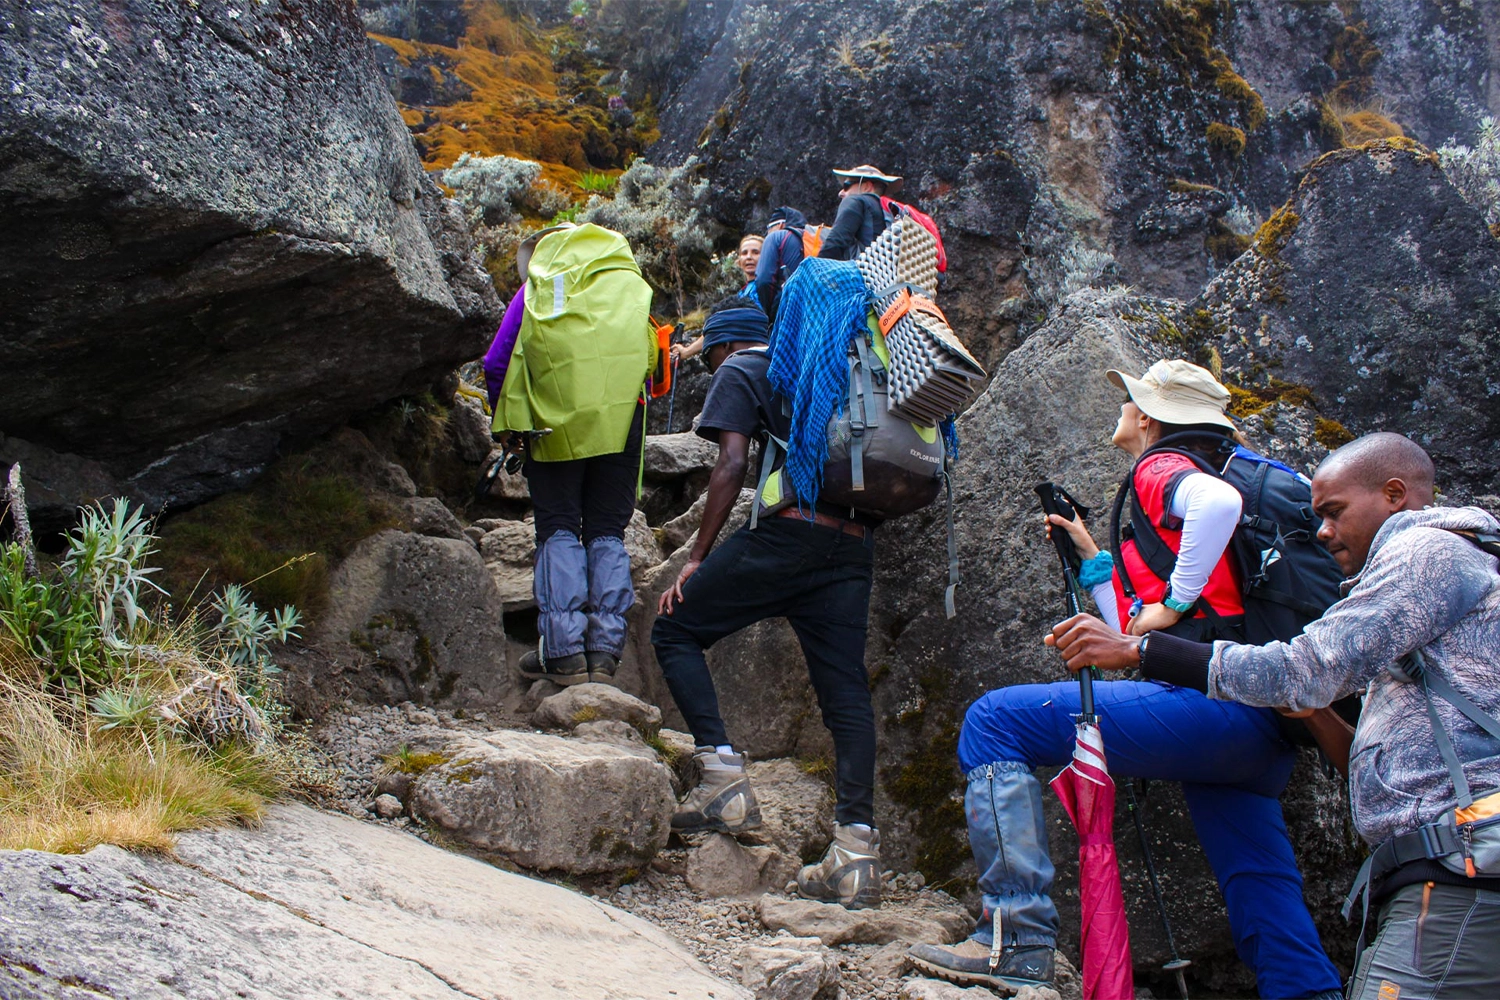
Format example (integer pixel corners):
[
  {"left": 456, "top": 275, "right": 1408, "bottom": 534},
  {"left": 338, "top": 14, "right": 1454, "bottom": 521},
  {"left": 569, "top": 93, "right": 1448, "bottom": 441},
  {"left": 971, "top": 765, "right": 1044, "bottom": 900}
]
[
  {"left": 702, "top": 307, "right": 769, "bottom": 349},
  {"left": 768, "top": 206, "right": 807, "bottom": 231}
]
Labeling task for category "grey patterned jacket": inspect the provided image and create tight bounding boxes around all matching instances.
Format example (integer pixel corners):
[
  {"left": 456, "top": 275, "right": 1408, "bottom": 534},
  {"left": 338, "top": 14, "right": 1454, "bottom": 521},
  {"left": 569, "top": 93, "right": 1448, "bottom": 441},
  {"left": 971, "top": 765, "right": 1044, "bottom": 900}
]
[{"left": 1207, "top": 506, "right": 1500, "bottom": 848}]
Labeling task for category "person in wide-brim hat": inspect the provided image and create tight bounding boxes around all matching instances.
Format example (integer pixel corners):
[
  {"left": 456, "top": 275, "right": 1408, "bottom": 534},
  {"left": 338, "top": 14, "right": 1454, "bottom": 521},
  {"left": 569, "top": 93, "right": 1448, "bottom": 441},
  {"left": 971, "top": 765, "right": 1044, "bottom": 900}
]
[
  {"left": 831, "top": 164, "right": 904, "bottom": 196},
  {"left": 820, "top": 164, "right": 902, "bottom": 260},
  {"left": 1106, "top": 358, "right": 1238, "bottom": 432}
]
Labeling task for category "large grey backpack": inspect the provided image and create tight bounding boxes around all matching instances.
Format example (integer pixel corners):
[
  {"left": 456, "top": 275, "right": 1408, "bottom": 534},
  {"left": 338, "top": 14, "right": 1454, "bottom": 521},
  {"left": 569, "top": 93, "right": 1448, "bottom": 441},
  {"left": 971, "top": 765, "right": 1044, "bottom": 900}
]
[{"left": 750, "top": 323, "right": 959, "bottom": 615}]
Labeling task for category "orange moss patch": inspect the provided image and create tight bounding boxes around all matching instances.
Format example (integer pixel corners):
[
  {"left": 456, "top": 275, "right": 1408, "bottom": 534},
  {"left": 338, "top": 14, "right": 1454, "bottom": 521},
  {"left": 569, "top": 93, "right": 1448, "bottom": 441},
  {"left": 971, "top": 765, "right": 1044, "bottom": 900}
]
[
  {"left": 1314, "top": 417, "right": 1355, "bottom": 450},
  {"left": 367, "top": 6, "right": 650, "bottom": 176},
  {"left": 1254, "top": 205, "right": 1300, "bottom": 260},
  {"left": 1206, "top": 122, "right": 1246, "bottom": 156},
  {"left": 1228, "top": 379, "right": 1318, "bottom": 420},
  {"left": 1341, "top": 110, "right": 1404, "bottom": 144}
]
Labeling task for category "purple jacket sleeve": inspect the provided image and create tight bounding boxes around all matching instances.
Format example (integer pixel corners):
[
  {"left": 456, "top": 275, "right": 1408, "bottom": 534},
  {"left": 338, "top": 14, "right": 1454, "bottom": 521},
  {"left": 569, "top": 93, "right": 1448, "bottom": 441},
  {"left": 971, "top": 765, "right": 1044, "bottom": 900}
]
[{"left": 484, "top": 284, "right": 527, "bottom": 408}]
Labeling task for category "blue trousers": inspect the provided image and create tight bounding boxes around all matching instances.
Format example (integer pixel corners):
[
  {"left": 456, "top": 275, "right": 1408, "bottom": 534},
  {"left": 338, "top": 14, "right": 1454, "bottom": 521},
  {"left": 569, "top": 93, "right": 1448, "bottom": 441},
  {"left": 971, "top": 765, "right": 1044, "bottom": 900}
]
[{"left": 958, "top": 679, "right": 1342, "bottom": 1000}]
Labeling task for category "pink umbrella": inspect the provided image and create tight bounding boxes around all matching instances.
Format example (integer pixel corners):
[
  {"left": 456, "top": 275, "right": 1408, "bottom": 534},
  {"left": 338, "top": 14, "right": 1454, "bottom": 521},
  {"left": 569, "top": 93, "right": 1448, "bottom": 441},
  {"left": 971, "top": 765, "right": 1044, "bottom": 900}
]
[{"left": 1051, "top": 720, "right": 1133, "bottom": 1000}]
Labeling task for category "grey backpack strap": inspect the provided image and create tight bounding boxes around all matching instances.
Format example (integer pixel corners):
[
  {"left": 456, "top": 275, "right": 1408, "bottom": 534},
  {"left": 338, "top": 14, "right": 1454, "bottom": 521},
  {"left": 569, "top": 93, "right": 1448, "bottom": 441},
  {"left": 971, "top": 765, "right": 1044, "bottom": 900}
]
[
  {"left": 846, "top": 335, "right": 876, "bottom": 491},
  {"left": 944, "top": 469, "right": 959, "bottom": 619},
  {"left": 1404, "top": 647, "right": 1500, "bottom": 809},
  {"left": 1341, "top": 853, "right": 1376, "bottom": 970},
  {"left": 750, "top": 432, "right": 788, "bottom": 530}
]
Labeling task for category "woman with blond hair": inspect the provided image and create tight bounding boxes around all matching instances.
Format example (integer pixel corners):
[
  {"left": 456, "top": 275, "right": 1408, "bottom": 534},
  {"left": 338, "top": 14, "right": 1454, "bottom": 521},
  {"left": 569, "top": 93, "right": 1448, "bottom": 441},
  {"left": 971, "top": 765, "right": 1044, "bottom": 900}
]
[{"left": 671, "top": 233, "right": 763, "bottom": 362}]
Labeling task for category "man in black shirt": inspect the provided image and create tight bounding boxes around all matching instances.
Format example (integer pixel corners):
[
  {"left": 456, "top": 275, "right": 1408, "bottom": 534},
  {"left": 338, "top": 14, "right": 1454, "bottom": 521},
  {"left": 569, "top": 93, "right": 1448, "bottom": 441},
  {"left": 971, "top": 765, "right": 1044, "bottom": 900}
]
[
  {"left": 818, "top": 164, "right": 899, "bottom": 260},
  {"left": 651, "top": 300, "right": 883, "bottom": 910}
]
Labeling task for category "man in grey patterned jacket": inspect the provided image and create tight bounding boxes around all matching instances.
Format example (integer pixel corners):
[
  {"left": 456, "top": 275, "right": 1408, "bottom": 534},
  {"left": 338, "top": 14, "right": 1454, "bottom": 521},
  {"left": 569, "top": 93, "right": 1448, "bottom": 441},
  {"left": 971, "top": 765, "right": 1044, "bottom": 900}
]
[{"left": 1048, "top": 433, "right": 1499, "bottom": 1000}]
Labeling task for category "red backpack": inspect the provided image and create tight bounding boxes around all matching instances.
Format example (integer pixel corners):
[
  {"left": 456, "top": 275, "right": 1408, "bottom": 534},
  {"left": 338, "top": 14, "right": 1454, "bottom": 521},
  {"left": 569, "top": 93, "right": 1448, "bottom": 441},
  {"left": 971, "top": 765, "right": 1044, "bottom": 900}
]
[{"left": 880, "top": 196, "right": 947, "bottom": 272}]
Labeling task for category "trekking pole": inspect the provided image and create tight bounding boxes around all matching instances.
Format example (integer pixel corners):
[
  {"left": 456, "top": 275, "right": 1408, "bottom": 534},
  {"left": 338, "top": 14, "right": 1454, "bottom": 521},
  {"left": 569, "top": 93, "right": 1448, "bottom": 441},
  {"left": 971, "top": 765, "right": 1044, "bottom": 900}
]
[
  {"left": 1036, "top": 483, "right": 1193, "bottom": 998},
  {"left": 1125, "top": 781, "right": 1192, "bottom": 1000},
  {"left": 666, "top": 356, "right": 680, "bottom": 434},
  {"left": 1034, "top": 483, "right": 1097, "bottom": 724}
]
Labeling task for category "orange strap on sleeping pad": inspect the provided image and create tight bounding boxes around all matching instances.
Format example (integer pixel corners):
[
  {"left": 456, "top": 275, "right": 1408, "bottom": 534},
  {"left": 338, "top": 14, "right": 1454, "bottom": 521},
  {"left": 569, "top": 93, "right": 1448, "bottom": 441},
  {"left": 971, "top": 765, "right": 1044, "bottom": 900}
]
[{"left": 878, "top": 289, "right": 950, "bottom": 335}]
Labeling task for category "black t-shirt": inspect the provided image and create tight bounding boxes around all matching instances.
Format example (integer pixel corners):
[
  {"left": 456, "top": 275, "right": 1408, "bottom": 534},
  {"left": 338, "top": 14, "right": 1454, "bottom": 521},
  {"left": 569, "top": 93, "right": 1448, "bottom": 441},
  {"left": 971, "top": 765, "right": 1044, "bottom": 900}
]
[
  {"left": 695, "top": 347, "right": 790, "bottom": 485},
  {"left": 696, "top": 347, "right": 787, "bottom": 443}
]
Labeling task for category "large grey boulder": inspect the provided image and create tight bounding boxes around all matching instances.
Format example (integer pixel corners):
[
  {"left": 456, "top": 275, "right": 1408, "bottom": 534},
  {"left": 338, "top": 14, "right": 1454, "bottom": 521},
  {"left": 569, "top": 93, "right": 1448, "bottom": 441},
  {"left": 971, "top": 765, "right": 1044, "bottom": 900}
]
[
  {"left": 0, "top": 0, "right": 500, "bottom": 514},
  {"left": 1199, "top": 139, "right": 1500, "bottom": 502},
  {"left": 410, "top": 729, "right": 674, "bottom": 875},
  {"left": 644, "top": 431, "right": 721, "bottom": 480},
  {"left": 312, "top": 529, "right": 512, "bottom": 710},
  {"left": 0, "top": 803, "right": 745, "bottom": 999}
]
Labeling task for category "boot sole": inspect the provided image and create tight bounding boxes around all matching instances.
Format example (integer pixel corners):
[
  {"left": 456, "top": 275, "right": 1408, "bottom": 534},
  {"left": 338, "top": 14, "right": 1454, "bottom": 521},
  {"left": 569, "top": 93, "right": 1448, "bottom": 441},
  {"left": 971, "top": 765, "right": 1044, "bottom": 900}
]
[
  {"left": 587, "top": 670, "right": 617, "bottom": 686},
  {"left": 795, "top": 884, "right": 882, "bottom": 910},
  {"left": 517, "top": 668, "right": 589, "bottom": 686},
  {"left": 671, "top": 816, "right": 764, "bottom": 835},
  {"left": 906, "top": 955, "right": 1042, "bottom": 996}
]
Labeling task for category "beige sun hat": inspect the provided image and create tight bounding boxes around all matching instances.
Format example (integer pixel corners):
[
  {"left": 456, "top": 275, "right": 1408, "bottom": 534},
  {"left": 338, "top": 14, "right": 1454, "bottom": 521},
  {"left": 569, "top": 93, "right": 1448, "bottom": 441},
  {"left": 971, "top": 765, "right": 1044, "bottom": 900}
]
[
  {"left": 516, "top": 222, "right": 577, "bottom": 279},
  {"left": 1106, "top": 359, "right": 1237, "bottom": 430},
  {"left": 832, "top": 164, "right": 904, "bottom": 196}
]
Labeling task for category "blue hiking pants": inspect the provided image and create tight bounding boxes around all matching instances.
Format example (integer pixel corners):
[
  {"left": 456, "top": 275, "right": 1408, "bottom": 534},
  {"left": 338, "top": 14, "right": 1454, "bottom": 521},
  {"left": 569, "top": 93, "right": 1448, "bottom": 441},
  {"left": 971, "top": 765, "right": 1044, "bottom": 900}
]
[{"left": 958, "top": 679, "right": 1342, "bottom": 1000}]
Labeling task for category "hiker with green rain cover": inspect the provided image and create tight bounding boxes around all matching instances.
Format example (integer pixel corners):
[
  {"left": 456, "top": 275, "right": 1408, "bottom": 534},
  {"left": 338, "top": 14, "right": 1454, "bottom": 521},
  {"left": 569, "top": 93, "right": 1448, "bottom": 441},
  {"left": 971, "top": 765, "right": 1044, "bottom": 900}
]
[{"left": 492, "top": 223, "right": 655, "bottom": 686}]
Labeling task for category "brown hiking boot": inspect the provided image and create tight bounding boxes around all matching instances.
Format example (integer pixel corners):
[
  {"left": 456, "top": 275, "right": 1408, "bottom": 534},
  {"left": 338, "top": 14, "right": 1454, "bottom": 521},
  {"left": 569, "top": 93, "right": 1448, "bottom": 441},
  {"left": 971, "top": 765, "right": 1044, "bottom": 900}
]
[
  {"left": 796, "top": 823, "right": 882, "bottom": 909},
  {"left": 672, "top": 748, "right": 762, "bottom": 834},
  {"left": 584, "top": 651, "right": 619, "bottom": 685},
  {"left": 518, "top": 649, "right": 588, "bottom": 685}
]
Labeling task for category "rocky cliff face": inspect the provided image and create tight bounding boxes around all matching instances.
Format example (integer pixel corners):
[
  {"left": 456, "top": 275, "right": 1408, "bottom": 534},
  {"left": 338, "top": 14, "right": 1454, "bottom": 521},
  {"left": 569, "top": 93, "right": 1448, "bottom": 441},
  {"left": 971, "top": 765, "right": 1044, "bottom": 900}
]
[
  {"left": 0, "top": 0, "right": 499, "bottom": 524},
  {"left": 1198, "top": 140, "right": 1500, "bottom": 501},
  {"left": 653, "top": 0, "right": 1498, "bottom": 352},
  {"left": 6, "top": 2, "right": 1499, "bottom": 994}
]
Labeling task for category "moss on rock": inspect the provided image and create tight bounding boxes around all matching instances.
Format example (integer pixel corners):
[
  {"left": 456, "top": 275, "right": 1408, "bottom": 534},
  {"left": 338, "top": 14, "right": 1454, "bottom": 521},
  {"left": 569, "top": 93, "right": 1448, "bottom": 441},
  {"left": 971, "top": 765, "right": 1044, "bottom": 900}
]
[
  {"left": 1206, "top": 122, "right": 1246, "bottom": 156},
  {"left": 1254, "top": 206, "right": 1300, "bottom": 261}
]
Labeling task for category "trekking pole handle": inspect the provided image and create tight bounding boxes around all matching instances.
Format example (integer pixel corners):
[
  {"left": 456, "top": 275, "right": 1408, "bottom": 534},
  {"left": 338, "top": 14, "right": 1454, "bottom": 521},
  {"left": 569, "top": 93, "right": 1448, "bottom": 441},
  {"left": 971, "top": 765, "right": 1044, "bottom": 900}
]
[
  {"left": 1034, "top": 481, "right": 1092, "bottom": 572},
  {"left": 1036, "top": 483, "right": 1098, "bottom": 722}
]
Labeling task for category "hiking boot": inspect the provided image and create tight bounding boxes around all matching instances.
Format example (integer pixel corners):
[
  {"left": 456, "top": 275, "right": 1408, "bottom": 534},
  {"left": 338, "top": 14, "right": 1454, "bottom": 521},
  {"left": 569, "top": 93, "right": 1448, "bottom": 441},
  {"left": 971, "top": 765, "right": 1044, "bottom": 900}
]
[
  {"left": 672, "top": 748, "right": 762, "bottom": 834},
  {"left": 795, "top": 823, "right": 881, "bottom": 910},
  {"left": 906, "top": 938, "right": 1054, "bottom": 993},
  {"left": 518, "top": 649, "right": 588, "bottom": 685},
  {"left": 584, "top": 651, "right": 619, "bottom": 685}
]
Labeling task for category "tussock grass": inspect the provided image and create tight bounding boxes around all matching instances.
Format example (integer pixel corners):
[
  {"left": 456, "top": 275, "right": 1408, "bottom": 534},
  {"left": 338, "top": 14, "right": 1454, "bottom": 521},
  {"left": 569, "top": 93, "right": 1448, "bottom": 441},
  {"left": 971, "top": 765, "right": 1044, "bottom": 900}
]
[
  {"left": 0, "top": 672, "right": 282, "bottom": 853},
  {"left": 0, "top": 498, "right": 321, "bottom": 854}
]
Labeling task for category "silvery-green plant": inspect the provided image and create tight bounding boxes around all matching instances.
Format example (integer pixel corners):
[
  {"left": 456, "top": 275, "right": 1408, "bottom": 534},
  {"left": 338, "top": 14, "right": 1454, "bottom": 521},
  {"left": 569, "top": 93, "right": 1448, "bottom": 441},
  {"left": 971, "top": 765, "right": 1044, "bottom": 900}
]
[
  {"left": 211, "top": 584, "right": 300, "bottom": 701},
  {"left": 1439, "top": 117, "right": 1500, "bottom": 228},
  {"left": 60, "top": 500, "right": 164, "bottom": 647}
]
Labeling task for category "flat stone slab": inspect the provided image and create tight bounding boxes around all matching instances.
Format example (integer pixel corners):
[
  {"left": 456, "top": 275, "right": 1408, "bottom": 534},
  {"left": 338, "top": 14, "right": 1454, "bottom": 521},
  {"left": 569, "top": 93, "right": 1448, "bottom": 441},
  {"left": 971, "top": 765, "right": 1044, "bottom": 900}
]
[{"left": 0, "top": 803, "right": 748, "bottom": 1000}]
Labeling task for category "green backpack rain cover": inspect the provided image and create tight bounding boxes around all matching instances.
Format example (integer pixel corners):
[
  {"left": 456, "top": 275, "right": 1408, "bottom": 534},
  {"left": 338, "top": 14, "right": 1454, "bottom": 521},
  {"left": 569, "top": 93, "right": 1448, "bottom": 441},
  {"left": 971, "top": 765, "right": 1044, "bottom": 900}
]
[{"left": 493, "top": 224, "right": 654, "bottom": 462}]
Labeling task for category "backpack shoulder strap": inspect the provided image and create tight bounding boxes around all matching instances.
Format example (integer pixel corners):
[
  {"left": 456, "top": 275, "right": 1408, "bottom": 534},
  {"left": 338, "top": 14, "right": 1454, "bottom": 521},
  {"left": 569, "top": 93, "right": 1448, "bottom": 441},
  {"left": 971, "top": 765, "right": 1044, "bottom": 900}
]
[
  {"left": 1449, "top": 529, "right": 1500, "bottom": 560},
  {"left": 1397, "top": 648, "right": 1500, "bottom": 809}
]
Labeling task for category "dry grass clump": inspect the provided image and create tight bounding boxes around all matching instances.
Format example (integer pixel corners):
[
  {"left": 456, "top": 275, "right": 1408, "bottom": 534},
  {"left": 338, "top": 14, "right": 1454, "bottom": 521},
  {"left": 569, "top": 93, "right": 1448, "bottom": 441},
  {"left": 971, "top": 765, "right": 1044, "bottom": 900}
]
[
  {"left": 1206, "top": 122, "right": 1247, "bottom": 156},
  {"left": 0, "top": 673, "right": 280, "bottom": 853},
  {"left": 0, "top": 495, "right": 319, "bottom": 854}
]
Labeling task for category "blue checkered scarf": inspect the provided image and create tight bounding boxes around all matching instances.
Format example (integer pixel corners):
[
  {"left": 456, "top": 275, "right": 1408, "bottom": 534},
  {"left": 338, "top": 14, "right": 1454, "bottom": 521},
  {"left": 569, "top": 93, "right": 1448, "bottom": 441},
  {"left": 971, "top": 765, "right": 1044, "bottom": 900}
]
[{"left": 766, "top": 257, "right": 870, "bottom": 512}]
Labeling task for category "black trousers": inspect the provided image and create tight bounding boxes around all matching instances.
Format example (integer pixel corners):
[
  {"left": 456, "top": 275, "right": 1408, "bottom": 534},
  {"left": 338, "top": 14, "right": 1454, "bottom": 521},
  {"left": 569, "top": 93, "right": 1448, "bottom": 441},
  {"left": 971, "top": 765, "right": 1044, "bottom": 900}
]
[
  {"left": 524, "top": 404, "right": 643, "bottom": 546},
  {"left": 651, "top": 516, "right": 876, "bottom": 826}
]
